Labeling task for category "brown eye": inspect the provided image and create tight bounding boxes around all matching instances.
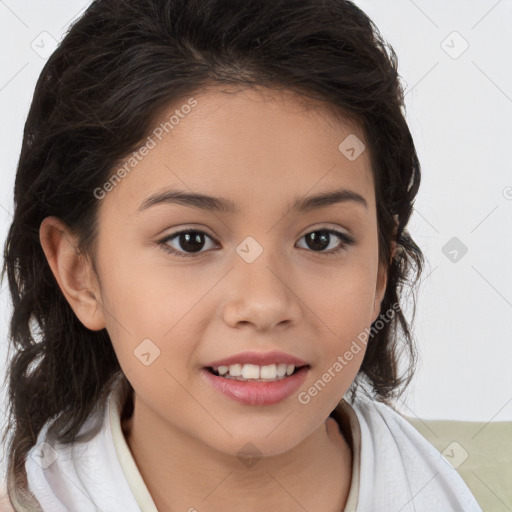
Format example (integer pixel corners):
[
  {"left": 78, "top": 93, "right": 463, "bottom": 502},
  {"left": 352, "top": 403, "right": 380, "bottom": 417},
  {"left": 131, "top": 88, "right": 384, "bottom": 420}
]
[
  {"left": 159, "top": 230, "right": 218, "bottom": 257},
  {"left": 296, "top": 229, "right": 355, "bottom": 255},
  {"left": 158, "top": 227, "right": 355, "bottom": 259}
]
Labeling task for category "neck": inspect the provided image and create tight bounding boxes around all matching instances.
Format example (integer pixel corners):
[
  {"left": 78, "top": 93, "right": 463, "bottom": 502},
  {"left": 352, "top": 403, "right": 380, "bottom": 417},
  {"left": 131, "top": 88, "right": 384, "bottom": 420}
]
[{"left": 122, "top": 393, "right": 353, "bottom": 512}]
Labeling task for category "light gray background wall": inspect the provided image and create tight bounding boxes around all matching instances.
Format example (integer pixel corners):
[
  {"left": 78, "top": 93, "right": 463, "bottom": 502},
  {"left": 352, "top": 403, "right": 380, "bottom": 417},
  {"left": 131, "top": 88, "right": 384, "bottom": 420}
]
[{"left": 1, "top": 0, "right": 511, "bottom": 478}]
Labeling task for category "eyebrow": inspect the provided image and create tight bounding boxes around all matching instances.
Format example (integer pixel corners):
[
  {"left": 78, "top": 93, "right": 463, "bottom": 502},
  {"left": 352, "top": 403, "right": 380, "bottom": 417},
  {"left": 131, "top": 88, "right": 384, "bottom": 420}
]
[{"left": 137, "top": 187, "right": 368, "bottom": 214}]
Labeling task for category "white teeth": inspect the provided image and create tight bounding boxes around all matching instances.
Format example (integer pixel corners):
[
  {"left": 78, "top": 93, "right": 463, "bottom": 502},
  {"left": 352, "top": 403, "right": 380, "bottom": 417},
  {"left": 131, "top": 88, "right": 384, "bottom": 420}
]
[
  {"left": 212, "top": 363, "right": 300, "bottom": 381},
  {"left": 241, "top": 364, "right": 260, "bottom": 379},
  {"left": 277, "top": 363, "right": 287, "bottom": 377},
  {"left": 228, "top": 364, "right": 242, "bottom": 377},
  {"left": 217, "top": 366, "right": 229, "bottom": 376},
  {"left": 260, "top": 364, "right": 277, "bottom": 379}
]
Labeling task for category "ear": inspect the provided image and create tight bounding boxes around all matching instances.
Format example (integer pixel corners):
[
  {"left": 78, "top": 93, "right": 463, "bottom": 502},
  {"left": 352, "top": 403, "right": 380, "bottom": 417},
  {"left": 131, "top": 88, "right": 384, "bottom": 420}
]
[
  {"left": 371, "top": 260, "right": 388, "bottom": 325},
  {"left": 39, "top": 216, "right": 106, "bottom": 331},
  {"left": 370, "top": 215, "right": 398, "bottom": 324}
]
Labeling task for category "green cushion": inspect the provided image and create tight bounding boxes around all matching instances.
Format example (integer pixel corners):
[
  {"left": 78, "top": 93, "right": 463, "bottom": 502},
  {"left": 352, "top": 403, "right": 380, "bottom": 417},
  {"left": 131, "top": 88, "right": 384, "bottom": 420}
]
[{"left": 404, "top": 416, "right": 512, "bottom": 511}]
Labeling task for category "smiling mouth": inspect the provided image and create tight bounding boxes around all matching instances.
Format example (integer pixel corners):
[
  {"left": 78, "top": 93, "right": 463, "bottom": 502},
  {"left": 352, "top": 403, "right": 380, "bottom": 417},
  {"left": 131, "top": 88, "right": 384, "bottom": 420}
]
[{"left": 205, "top": 364, "right": 310, "bottom": 382}]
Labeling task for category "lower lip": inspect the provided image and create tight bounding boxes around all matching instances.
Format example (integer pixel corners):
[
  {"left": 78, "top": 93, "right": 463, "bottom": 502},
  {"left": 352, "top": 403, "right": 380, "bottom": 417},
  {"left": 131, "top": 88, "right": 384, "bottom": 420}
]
[{"left": 201, "top": 366, "right": 310, "bottom": 406}]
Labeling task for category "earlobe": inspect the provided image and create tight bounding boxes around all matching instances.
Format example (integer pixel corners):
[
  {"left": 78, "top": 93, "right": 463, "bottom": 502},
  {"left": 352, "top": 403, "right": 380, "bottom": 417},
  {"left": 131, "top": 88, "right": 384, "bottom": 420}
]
[
  {"left": 371, "top": 220, "right": 398, "bottom": 324},
  {"left": 39, "top": 216, "right": 106, "bottom": 331}
]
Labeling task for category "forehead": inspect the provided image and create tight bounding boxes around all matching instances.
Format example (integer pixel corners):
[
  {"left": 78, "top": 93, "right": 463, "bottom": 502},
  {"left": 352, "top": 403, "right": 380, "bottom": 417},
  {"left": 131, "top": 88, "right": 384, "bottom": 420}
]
[{"left": 103, "top": 85, "right": 375, "bottom": 217}]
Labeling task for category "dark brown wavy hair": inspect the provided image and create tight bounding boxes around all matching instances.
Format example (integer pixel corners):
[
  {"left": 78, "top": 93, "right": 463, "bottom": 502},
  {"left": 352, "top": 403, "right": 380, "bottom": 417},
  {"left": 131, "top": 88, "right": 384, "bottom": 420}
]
[{"left": 1, "top": 0, "right": 424, "bottom": 509}]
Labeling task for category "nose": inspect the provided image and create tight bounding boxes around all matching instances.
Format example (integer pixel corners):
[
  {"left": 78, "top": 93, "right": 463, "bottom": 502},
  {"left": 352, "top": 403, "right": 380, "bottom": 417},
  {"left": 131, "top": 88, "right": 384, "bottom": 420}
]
[{"left": 221, "top": 241, "right": 303, "bottom": 332}]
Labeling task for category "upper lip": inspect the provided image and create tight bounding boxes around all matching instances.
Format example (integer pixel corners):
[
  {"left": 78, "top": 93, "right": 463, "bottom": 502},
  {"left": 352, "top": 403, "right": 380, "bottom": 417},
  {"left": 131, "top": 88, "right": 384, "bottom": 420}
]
[{"left": 204, "top": 350, "right": 310, "bottom": 369}]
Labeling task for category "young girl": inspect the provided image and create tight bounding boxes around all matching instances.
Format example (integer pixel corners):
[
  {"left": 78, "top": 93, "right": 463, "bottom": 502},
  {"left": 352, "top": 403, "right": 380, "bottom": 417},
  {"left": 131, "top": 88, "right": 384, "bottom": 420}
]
[{"left": 0, "top": 0, "right": 483, "bottom": 510}]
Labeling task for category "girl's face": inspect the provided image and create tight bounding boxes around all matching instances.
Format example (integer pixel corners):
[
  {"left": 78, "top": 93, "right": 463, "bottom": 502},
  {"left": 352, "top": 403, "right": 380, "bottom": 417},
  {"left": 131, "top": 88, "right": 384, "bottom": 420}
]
[{"left": 51, "top": 86, "right": 389, "bottom": 457}]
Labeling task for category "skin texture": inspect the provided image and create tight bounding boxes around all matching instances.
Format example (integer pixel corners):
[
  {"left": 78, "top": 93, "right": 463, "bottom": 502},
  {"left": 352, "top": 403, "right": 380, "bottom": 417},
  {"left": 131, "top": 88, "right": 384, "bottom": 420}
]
[{"left": 40, "top": 86, "right": 392, "bottom": 512}]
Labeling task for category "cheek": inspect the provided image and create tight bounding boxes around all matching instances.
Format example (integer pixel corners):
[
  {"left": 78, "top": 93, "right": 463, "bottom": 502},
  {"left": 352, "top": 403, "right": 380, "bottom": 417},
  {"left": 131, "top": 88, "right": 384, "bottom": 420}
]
[
  {"left": 96, "top": 247, "right": 209, "bottom": 375},
  {"left": 302, "top": 258, "right": 377, "bottom": 329},
  {"left": 96, "top": 236, "right": 192, "bottom": 329},
  {"left": 306, "top": 262, "right": 376, "bottom": 380}
]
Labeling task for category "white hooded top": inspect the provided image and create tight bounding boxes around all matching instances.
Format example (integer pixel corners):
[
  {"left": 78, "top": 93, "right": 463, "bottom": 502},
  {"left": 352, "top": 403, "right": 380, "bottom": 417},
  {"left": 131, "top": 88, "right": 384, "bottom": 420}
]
[{"left": 23, "top": 377, "right": 482, "bottom": 512}]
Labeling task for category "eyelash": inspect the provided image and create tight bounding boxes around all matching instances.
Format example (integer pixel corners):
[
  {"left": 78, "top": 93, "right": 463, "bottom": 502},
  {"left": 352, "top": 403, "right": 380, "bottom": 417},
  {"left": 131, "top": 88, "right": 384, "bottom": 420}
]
[{"left": 157, "top": 228, "right": 355, "bottom": 258}]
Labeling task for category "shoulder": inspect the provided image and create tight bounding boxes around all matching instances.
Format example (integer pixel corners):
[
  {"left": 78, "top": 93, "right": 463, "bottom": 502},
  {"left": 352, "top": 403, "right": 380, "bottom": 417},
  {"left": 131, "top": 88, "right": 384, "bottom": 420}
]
[
  {"left": 345, "top": 394, "right": 483, "bottom": 511},
  {"left": 350, "top": 394, "right": 442, "bottom": 450},
  {"left": 349, "top": 394, "right": 446, "bottom": 460}
]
